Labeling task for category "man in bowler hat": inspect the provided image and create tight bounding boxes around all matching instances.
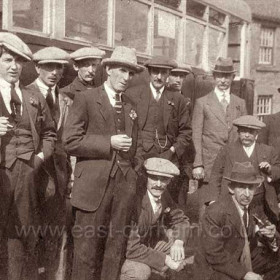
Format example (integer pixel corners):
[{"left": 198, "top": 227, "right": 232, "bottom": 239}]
[{"left": 64, "top": 46, "right": 143, "bottom": 280}]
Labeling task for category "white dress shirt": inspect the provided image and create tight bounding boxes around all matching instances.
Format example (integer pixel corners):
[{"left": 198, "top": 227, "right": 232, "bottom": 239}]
[
  {"left": 104, "top": 82, "right": 122, "bottom": 107},
  {"left": 147, "top": 190, "right": 162, "bottom": 215},
  {"left": 214, "top": 87, "right": 230, "bottom": 104},
  {"left": 36, "top": 78, "right": 56, "bottom": 101},
  {"left": 150, "top": 83, "right": 164, "bottom": 100},
  {"left": 0, "top": 78, "right": 22, "bottom": 114},
  {"left": 243, "top": 142, "right": 256, "bottom": 158}
]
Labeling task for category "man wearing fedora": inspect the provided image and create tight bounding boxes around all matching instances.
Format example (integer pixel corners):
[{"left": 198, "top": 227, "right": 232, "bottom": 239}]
[
  {"left": 0, "top": 33, "right": 56, "bottom": 279},
  {"left": 61, "top": 46, "right": 105, "bottom": 100},
  {"left": 209, "top": 115, "right": 280, "bottom": 226},
  {"left": 195, "top": 161, "right": 280, "bottom": 280},
  {"left": 64, "top": 46, "right": 143, "bottom": 280},
  {"left": 27, "top": 47, "right": 72, "bottom": 280},
  {"left": 192, "top": 57, "right": 247, "bottom": 208},
  {"left": 120, "top": 157, "right": 190, "bottom": 280}
]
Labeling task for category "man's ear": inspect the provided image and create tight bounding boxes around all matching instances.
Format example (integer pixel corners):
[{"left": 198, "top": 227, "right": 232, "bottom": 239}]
[
  {"left": 35, "top": 64, "right": 41, "bottom": 75},
  {"left": 105, "top": 65, "right": 112, "bottom": 76},
  {"left": 73, "top": 63, "right": 79, "bottom": 72},
  {"left": 227, "top": 185, "right": 235, "bottom": 195}
]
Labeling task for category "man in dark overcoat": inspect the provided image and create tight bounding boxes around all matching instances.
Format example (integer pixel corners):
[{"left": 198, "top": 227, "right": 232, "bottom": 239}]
[
  {"left": 63, "top": 46, "right": 144, "bottom": 280},
  {"left": 0, "top": 32, "right": 56, "bottom": 279},
  {"left": 195, "top": 162, "right": 280, "bottom": 280},
  {"left": 209, "top": 115, "right": 280, "bottom": 225}
]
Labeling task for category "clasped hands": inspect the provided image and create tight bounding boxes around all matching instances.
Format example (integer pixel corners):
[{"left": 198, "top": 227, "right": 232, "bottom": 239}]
[{"left": 111, "top": 134, "right": 132, "bottom": 152}]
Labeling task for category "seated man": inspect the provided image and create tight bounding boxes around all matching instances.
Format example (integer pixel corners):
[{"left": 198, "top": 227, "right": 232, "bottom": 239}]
[
  {"left": 120, "top": 157, "right": 190, "bottom": 280},
  {"left": 195, "top": 162, "right": 280, "bottom": 280}
]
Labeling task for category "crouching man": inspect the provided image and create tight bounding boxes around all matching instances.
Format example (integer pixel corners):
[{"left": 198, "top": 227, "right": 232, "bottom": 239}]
[
  {"left": 120, "top": 158, "right": 190, "bottom": 280},
  {"left": 195, "top": 162, "right": 280, "bottom": 280}
]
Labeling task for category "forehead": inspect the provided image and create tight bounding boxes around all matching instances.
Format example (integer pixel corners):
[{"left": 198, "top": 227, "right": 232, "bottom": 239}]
[
  {"left": 214, "top": 72, "right": 234, "bottom": 79},
  {"left": 39, "top": 63, "right": 64, "bottom": 69},
  {"left": 238, "top": 126, "right": 259, "bottom": 134},
  {"left": 76, "top": 58, "right": 101, "bottom": 66},
  {"left": 110, "top": 65, "right": 135, "bottom": 74},
  {"left": 232, "top": 182, "right": 257, "bottom": 190},
  {"left": 149, "top": 67, "right": 170, "bottom": 74},
  {"left": 0, "top": 49, "right": 23, "bottom": 61},
  {"left": 148, "top": 174, "right": 171, "bottom": 181},
  {"left": 170, "top": 71, "right": 187, "bottom": 77}
]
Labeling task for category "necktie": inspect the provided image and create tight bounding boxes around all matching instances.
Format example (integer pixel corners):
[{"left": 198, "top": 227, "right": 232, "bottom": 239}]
[
  {"left": 243, "top": 207, "right": 248, "bottom": 230},
  {"left": 220, "top": 93, "right": 228, "bottom": 113},
  {"left": 114, "top": 93, "right": 122, "bottom": 114},
  {"left": 46, "top": 87, "right": 54, "bottom": 109},
  {"left": 154, "top": 197, "right": 162, "bottom": 219},
  {"left": 10, "top": 84, "right": 21, "bottom": 122},
  {"left": 155, "top": 90, "right": 161, "bottom": 102}
]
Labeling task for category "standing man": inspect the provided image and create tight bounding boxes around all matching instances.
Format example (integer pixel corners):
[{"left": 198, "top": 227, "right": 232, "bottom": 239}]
[
  {"left": 120, "top": 158, "right": 190, "bottom": 280},
  {"left": 192, "top": 57, "right": 247, "bottom": 208},
  {"left": 195, "top": 162, "right": 280, "bottom": 280},
  {"left": 209, "top": 115, "right": 280, "bottom": 225},
  {"left": 0, "top": 33, "right": 56, "bottom": 279},
  {"left": 61, "top": 46, "right": 105, "bottom": 100},
  {"left": 64, "top": 46, "right": 143, "bottom": 280},
  {"left": 27, "top": 46, "right": 71, "bottom": 280}
]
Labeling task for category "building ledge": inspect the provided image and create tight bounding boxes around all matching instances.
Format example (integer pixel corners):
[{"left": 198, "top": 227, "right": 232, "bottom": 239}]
[{"left": 256, "top": 65, "right": 280, "bottom": 73}]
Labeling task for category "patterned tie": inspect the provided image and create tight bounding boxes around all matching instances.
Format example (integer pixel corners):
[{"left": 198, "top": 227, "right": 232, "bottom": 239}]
[
  {"left": 46, "top": 87, "right": 54, "bottom": 110},
  {"left": 114, "top": 93, "right": 122, "bottom": 114},
  {"left": 10, "top": 83, "right": 21, "bottom": 122},
  {"left": 154, "top": 197, "right": 162, "bottom": 220},
  {"left": 155, "top": 90, "right": 161, "bottom": 102},
  {"left": 220, "top": 92, "right": 228, "bottom": 113}
]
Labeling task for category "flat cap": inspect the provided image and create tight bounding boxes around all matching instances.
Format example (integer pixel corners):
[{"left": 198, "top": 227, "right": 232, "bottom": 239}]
[
  {"left": 33, "top": 47, "right": 70, "bottom": 64},
  {"left": 171, "top": 62, "right": 192, "bottom": 74},
  {"left": 145, "top": 56, "right": 177, "bottom": 69},
  {"left": 233, "top": 115, "right": 266, "bottom": 130},
  {"left": 144, "top": 157, "right": 180, "bottom": 178},
  {"left": 0, "top": 32, "right": 32, "bottom": 61},
  {"left": 71, "top": 47, "right": 105, "bottom": 61}
]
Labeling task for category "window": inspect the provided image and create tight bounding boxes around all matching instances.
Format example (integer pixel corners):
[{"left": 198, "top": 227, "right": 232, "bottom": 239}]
[
  {"left": 259, "top": 27, "right": 275, "bottom": 65},
  {"left": 257, "top": 95, "right": 272, "bottom": 121},
  {"left": 186, "top": 0, "right": 207, "bottom": 20},
  {"left": 155, "top": 0, "right": 181, "bottom": 11},
  {"left": 115, "top": 0, "right": 149, "bottom": 53},
  {"left": 209, "top": 8, "right": 226, "bottom": 27}
]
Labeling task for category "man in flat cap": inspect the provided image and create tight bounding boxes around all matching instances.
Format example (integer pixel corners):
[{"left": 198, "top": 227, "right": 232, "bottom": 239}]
[
  {"left": 27, "top": 46, "right": 72, "bottom": 280},
  {"left": 120, "top": 157, "right": 190, "bottom": 280},
  {"left": 64, "top": 46, "right": 143, "bottom": 280},
  {"left": 208, "top": 115, "right": 280, "bottom": 225},
  {"left": 195, "top": 161, "right": 280, "bottom": 280},
  {"left": 192, "top": 57, "right": 247, "bottom": 210},
  {"left": 0, "top": 33, "right": 56, "bottom": 279},
  {"left": 61, "top": 46, "right": 105, "bottom": 100}
]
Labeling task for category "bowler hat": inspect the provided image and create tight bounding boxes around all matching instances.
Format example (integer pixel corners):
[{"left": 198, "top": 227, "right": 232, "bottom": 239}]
[
  {"left": 213, "top": 57, "right": 236, "bottom": 74},
  {"left": 171, "top": 62, "right": 192, "bottom": 74},
  {"left": 145, "top": 56, "right": 177, "bottom": 69},
  {"left": 224, "top": 162, "right": 263, "bottom": 185},
  {"left": 102, "top": 46, "right": 144, "bottom": 73},
  {"left": 0, "top": 32, "right": 32, "bottom": 61},
  {"left": 71, "top": 47, "right": 105, "bottom": 61},
  {"left": 33, "top": 47, "right": 70, "bottom": 64},
  {"left": 144, "top": 158, "right": 179, "bottom": 178},
  {"left": 233, "top": 115, "right": 266, "bottom": 130}
]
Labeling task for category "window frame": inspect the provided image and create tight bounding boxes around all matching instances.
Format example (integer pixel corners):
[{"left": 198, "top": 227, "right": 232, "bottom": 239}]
[
  {"left": 259, "top": 26, "right": 275, "bottom": 65},
  {"left": 257, "top": 95, "right": 273, "bottom": 121}
]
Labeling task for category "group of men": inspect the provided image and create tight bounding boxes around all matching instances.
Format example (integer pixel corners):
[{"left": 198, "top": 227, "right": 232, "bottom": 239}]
[{"left": 0, "top": 29, "right": 280, "bottom": 280}]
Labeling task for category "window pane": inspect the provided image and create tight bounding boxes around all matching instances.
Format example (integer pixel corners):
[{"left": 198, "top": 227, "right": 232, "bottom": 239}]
[
  {"left": 65, "top": 0, "right": 107, "bottom": 44},
  {"left": 155, "top": 0, "right": 182, "bottom": 11},
  {"left": 115, "top": 0, "right": 149, "bottom": 53},
  {"left": 185, "top": 20, "right": 204, "bottom": 67},
  {"left": 12, "top": 0, "right": 44, "bottom": 32},
  {"left": 186, "top": 0, "right": 206, "bottom": 21},
  {"left": 153, "top": 9, "right": 180, "bottom": 58},
  {"left": 209, "top": 8, "right": 226, "bottom": 27},
  {"left": 208, "top": 28, "right": 225, "bottom": 70}
]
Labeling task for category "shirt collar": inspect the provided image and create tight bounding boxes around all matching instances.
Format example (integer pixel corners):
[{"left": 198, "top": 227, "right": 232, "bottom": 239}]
[
  {"left": 150, "top": 83, "right": 164, "bottom": 95},
  {"left": 232, "top": 195, "right": 248, "bottom": 216},
  {"left": 36, "top": 78, "right": 56, "bottom": 92},
  {"left": 243, "top": 141, "right": 256, "bottom": 153},
  {"left": 104, "top": 81, "right": 122, "bottom": 99},
  {"left": 214, "top": 86, "right": 230, "bottom": 101},
  {"left": 0, "top": 78, "right": 19, "bottom": 89},
  {"left": 147, "top": 189, "right": 161, "bottom": 204}
]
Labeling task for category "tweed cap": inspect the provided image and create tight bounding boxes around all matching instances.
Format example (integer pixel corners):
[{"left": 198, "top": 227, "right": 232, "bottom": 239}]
[
  {"left": 224, "top": 162, "right": 263, "bottom": 185},
  {"left": 71, "top": 47, "right": 105, "bottom": 61},
  {"left": 33, "top": 47, "right": 70, "bottom": 64},
  {"left": 233, "top": 115, "right": 266, "bottom": 130},
  {"left": 145, "top": 56, "right": 177, "bottom": 69},
  {"left": 144, "top": 158, "right": 180, "bottom": 178},
  {"left": 102, "top": 46, "right": 144, "bottom": 73},
  {"left": 171, "top": 62, "right": 192, "bottom": 74},
  {"left": 213, "top": 57, "right": 236, "bottom": 74},
  {"left": 0, "top": 32, "right": 32, "bottom": 61}
]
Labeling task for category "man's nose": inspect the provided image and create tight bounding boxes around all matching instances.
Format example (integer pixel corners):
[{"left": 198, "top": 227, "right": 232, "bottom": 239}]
[
  {"left": 245, "top": 188, "right": 250, "bottom": 196},
  {"left": 157, "top": 72, "right": 162, "bottom": 79},
  {"left": 156, "top": 179, "right": 161, "bottom": 187}
]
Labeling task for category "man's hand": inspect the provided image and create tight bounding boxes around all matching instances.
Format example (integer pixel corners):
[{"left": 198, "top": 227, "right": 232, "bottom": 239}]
[
  {"left": 192, "top": 167, "right": 205, "bottom": 180},
  {"left": 0, "top": 117, "right": 13, "bottom": 136},
  {"left": 259, "top": 223, "right": 276, "bottom": 239},
  {"left": 170, "top": 240, "right": 185, "bottom": 261},
  {"left": 243, "top": 271, "right": 263, "bottom": 280},
  {"left": 111, "top": 134, "right": 132, "bottom": 152},
  {"left": 259, "top": 161, "right": 272, "bottom": 175},
  {"left": 164, "top": 255, "right": 186, "bottom": 272}
]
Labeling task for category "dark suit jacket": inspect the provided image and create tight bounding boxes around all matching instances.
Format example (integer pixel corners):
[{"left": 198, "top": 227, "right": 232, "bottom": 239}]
[
  {"left": 0, "top": 86, "right": 56, "bottom": 162},
  {"left": 125, "top": 84, "right": 192, "bottom": 161},
  {"left": 208, "top": 141, "right": 280, "bottom": 222},
  {"left": 195, "top": 193, "right": 258, "bottom": 280},
  {"left": 63, "top": 85, "right": 138, "bottom": 211},
  {"left": 126, "top": 188, "right": 190, "bottom": 271},
  {"left": 192, "top": 91, "right": 247, "bottom": 181}
]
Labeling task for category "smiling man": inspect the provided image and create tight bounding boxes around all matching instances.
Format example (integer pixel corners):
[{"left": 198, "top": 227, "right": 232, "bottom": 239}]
[{"left": 120, "top": 157, "right": 190, "bottom": 280}]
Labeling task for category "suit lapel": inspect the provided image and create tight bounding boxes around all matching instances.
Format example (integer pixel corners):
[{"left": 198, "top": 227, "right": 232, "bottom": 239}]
[
  {"left": 163, "top": 89, "right": 173, "bottom": 130},
  {"left": 138, "top": 86, "right": 151, "bottom": 130},
  {"left": 207, "top": 91, "right": 227, "bottom": 127},
  {"left": 123, "top": 96, "right": 133, "bottom": 137}
]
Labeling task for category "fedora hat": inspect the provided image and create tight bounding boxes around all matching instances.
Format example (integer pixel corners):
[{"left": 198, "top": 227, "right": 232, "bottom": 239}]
[
  {"left": 102, "top": 46, "right": 144, "bottom": 73},
  {"left": 213, "top": 57, "right": 236, "bottom": 74},
  {"left": 171, "top": 62, "right": 192, "bottom": 74},
  {"left": 224, "top": 162, "right": 263, "bottom": 185}
]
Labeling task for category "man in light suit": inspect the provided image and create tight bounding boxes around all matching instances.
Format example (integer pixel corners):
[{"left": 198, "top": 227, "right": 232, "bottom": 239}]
[
  {"left": 0, "top": 33, "right": 56, "bottom": 280},
  {"left": 192, "top": 57, "right": 247, "bottom": 208},
  {"left": 195, "top": 162, "right": 280, "bottom": 280},
  {"left": 27, "top": 47, "right": 72, "bottom": 280},
  {"left": 64, "top": 46, "right": 144, "bottom": 280}
]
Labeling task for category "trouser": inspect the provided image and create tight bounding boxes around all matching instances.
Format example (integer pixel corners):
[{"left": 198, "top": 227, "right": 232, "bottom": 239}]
[{"left": 71, "top": 168, "right": 137, "bottom": 280}]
